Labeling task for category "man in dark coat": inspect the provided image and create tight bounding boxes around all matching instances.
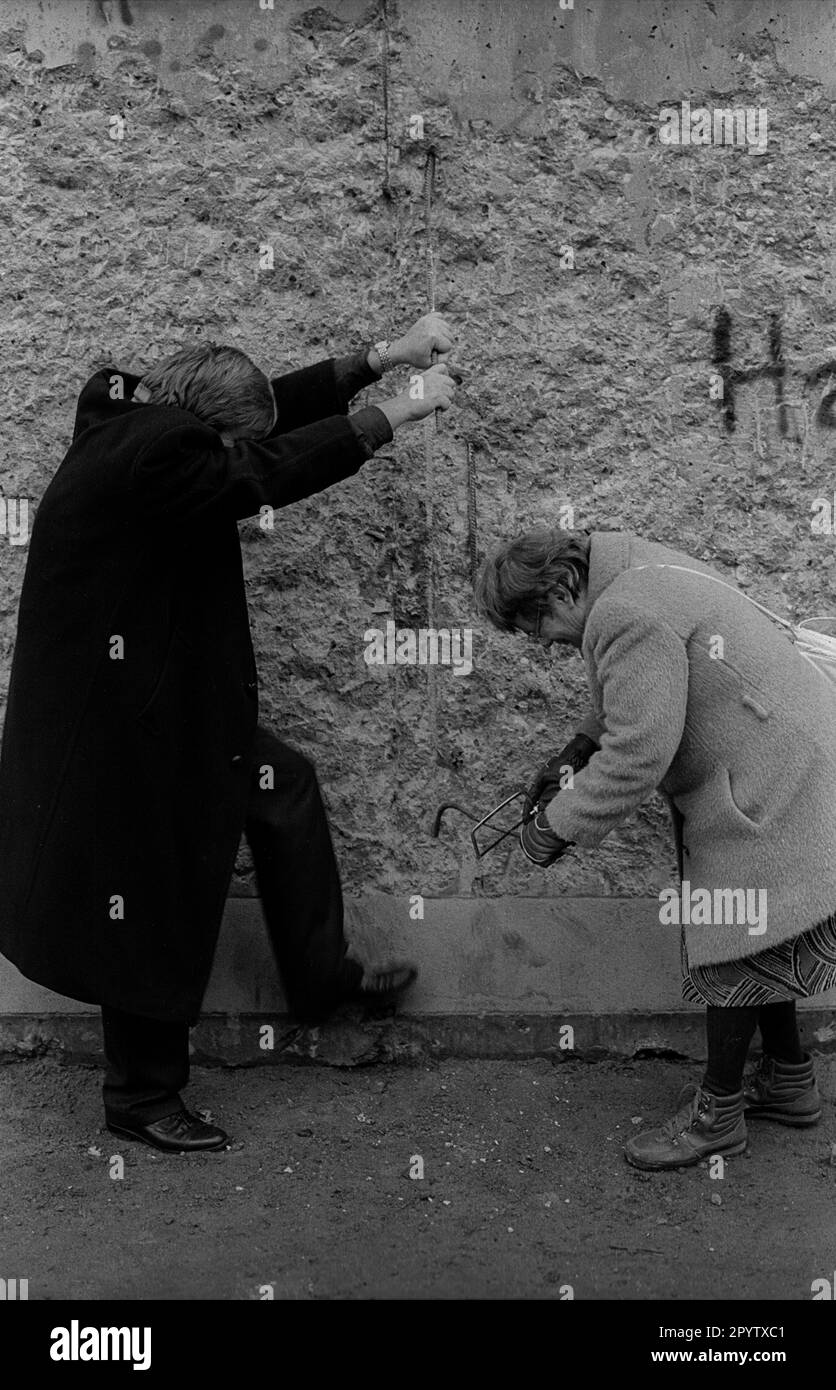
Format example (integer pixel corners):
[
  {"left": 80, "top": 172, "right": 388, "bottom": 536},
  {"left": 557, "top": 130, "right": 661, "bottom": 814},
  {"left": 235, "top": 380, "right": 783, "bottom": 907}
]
[{"left": 0, "top": 315, "right": 456, "bottom": 1152}]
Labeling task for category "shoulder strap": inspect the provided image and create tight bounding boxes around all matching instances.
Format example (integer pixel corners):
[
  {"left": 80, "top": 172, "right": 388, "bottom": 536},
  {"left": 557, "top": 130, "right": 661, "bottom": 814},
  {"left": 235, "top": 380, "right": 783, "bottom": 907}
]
[
  {"left": 629, "top": 563, "right": 795, "bottom": 632},
  {"left": 630, "top": 563, "right": 836, "bottom": 683}
]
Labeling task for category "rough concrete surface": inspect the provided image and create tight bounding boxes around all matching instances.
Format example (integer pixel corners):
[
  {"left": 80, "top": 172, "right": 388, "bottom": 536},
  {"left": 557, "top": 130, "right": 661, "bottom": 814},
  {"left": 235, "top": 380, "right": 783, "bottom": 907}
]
[
  {"left": 1, "top": 3, "right": 835, "bottom": 1307},
  {"left": 2, "top": 1055, "right": 835, "bottom": 1300},
  {"left": 3, "top": 892, "right": 834, "bottom": 1031},
  {"left": 2, "top": 0, "right": 835, "bottom": 909}
]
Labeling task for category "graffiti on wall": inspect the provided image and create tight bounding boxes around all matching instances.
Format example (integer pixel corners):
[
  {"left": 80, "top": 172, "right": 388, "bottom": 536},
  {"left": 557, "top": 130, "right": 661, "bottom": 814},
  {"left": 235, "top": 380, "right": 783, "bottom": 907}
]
[{"left": 712, "top": 307, "right": 836, "bottom": 438}]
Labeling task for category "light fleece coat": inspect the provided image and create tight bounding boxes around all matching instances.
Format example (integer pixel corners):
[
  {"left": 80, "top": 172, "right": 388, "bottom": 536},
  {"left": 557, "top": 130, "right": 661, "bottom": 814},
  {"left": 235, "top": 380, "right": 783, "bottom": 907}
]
[{"left": 545, "top": 530, "right": 836, "bottom": 968}]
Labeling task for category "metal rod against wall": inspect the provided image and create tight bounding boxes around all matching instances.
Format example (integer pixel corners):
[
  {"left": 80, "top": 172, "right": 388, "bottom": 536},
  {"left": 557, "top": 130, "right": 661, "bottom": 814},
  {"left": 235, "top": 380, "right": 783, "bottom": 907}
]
[
  {"left": 379, "top": 0, "right": 392, "bottom": 199},
  {"left": 466, "top": 439, "right": 478, "bottom": 583},
  {"left": 423, "top": 145, "right": 437, "bottom": 312},
  {"left": 380, "top": 0, "right": 398, "bottom": 858},
  {"left": 423, "top": 145, "right": 439, "bottom": 765}
]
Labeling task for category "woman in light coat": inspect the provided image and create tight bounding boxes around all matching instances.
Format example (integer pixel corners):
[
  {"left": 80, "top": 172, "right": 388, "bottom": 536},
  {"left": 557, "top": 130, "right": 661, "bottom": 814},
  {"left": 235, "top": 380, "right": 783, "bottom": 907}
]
[{"left": 476, "top": 527, "right": 836, "bottom": 1171}]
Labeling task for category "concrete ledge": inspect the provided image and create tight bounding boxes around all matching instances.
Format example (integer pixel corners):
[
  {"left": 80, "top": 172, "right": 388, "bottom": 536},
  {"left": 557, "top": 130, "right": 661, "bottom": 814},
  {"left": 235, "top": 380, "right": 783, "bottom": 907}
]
[
  {"left": 2, "top": 1008, "right": 836, "bottom": 1068},
  {"left": 1, "top": 895, "right": 834, "bottom": 1062}
]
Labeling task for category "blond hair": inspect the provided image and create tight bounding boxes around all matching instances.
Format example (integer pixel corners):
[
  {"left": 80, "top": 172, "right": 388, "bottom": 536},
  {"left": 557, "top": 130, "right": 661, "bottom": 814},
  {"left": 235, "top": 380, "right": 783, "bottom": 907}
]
[{"left": 138, "top": 343, "right": 275, "bottom": 440}]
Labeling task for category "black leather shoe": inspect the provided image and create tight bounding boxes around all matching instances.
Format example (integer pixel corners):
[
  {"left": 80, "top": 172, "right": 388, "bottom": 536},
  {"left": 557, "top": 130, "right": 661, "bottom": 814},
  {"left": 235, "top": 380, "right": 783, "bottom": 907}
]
[
  {"left": 106, "top": 1108, "right": 229, "bottom": 1153},
  {"left": 291, "top": 960, "right": 419, "bottom": 1023},
  {"left": 343, "top": 961, "right": 418, "bottom": 1008}
]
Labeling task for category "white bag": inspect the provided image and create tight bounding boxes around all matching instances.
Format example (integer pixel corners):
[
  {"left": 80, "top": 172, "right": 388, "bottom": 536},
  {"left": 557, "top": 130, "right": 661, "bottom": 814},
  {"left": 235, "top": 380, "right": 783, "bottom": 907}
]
[{"left": 631, "top": 563, "right": 836, "bottom": 691}]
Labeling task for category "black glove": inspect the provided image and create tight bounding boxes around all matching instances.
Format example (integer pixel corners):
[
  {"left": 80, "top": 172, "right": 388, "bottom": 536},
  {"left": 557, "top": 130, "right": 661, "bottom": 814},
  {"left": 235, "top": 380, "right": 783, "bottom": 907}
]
[
  {"left": 520, "top": 810, "right": 573, "bottom": 867},
  {"left": 524, "top": 732, "right": 598, "bottom": 820}
]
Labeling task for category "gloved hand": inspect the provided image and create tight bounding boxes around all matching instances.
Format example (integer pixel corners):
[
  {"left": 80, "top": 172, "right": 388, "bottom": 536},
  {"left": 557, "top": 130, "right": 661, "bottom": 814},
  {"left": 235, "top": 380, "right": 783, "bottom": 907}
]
[
  {"left": 520, "top": 810, "right": 573, "bottom": 868},
  {"left": 524, "top": 732, "right": 598, "bottom": 820}
]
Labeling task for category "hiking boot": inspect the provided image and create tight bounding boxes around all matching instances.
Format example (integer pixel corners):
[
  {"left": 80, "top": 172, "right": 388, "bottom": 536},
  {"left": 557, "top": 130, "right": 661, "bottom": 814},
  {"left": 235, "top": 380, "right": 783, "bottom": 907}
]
[
  {"left": 743, "top": 1053, "right": 821, "bottom": 1127},
  {"left": 624, "top": 1083, "right": 747, "bottom": 1171}
]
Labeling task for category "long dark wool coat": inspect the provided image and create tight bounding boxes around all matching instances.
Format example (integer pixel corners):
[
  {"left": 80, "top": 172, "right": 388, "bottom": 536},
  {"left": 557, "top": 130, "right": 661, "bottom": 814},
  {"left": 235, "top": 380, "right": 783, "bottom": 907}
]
[{"left": 0, "top": 359, "right": 369, "bottom": 1021}]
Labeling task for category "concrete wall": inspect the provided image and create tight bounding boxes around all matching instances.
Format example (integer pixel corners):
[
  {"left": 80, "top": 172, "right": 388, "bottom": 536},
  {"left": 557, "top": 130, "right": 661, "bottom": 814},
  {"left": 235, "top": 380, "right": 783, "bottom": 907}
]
[
  {"left": 1, "top": 893, "right": 835, "bottom": 1061},
  {"left": 1, "top": 0, "right": 835, "bottom": 1043}
]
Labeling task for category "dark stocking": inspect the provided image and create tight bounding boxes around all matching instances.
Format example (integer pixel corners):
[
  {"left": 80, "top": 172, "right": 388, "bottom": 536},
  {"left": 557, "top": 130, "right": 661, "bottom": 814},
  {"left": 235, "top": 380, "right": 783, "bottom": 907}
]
[
  {"left": 702, "top": 1005, "right": 760, "bottom": 1096},
  {"left": 758, "top": 1001, "right": 804, "bottom": 1063}
]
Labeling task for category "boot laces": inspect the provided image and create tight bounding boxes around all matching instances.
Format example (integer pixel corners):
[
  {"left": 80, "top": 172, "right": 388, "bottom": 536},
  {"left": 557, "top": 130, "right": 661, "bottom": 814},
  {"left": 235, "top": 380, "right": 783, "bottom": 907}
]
[
  {"left": 159, "top": 1110, "right": 200, "bottom": 1137},
  {"left": 659, "top": 1088, "right": 706, "bottom": 1142},
  {"left": 745, "top": 1054, "right": 774, "bottom": 1097}
]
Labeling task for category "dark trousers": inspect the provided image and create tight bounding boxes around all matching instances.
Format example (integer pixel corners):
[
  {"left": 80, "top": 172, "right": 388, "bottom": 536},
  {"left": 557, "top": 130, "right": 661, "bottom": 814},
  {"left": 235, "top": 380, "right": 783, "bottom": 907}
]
[{"left": 102, "top": 726, "right": 359, "bottom": 1122}]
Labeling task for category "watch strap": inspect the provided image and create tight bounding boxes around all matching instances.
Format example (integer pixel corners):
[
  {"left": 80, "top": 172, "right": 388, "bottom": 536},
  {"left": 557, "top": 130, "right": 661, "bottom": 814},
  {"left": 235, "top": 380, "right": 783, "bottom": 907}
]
[{"left": 373, "top": 339, "right": 393, "bottom": 373}]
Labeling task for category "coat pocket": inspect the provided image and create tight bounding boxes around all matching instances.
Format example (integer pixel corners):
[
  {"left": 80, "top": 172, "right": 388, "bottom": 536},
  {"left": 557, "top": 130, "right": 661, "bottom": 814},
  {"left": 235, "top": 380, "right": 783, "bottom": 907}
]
[
  {"left": 673, "top": 765, "right": 761, "bottom": 838},
  {"left": 726, "top": 765, "right": 766, "bottom": 828}
]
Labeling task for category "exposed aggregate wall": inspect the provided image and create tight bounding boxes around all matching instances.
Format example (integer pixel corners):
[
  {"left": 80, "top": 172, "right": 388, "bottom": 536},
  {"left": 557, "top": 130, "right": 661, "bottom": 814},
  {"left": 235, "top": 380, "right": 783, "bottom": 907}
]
[{"left": 1, "top": 0, "right": 834, "bottom": 909}]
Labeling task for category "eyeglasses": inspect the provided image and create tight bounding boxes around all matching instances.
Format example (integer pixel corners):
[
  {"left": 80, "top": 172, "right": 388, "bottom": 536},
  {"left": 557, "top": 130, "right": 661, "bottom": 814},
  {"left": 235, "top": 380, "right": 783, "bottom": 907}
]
[{"left": 515, "top": 599, "right": 544, "bottom": 641}]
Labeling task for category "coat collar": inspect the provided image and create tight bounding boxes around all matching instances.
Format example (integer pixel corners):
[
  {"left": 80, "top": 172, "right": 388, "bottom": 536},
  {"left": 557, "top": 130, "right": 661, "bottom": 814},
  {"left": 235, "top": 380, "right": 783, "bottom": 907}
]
[
  {"left": 72, "top": 367, "right": 147, "bottom": 439},
  {"left": 585, "top": 530, "right": 634, "bottom": 610},
  {"left": 72, "top": 367, "right": 219, "bottom": 445}
]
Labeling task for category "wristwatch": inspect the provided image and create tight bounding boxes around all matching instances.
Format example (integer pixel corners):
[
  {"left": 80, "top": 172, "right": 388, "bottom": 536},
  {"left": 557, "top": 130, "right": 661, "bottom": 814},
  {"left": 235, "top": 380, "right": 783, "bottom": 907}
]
[{"left": 373, "top": 339, "right": 394, "bottom": 373}]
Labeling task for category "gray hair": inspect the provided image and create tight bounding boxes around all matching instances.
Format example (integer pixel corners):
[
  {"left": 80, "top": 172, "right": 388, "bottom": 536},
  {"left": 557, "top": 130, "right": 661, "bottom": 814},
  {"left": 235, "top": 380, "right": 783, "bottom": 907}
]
[
  {"left": 475, "top": 527, "right": 591, "bottom": 632},
  {"left": 137, "top": 343, "right": 276, "bottom": 440}
]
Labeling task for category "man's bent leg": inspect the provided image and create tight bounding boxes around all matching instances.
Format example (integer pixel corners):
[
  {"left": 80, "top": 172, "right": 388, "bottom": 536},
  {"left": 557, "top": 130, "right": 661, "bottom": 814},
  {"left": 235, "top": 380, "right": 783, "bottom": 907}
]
[
  {"left": 245, "top": 727, "right": 359, "bottom": 1020},
  {"left": 101, "top": 1005, "right": 190, "bottom": 1124}
]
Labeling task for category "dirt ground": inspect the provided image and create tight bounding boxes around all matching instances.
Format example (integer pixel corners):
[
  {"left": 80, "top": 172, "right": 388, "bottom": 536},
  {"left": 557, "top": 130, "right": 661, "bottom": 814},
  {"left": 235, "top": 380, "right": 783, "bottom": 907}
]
[{"left": 1, "top": 1055, "right": 834, "bottom": 1301}]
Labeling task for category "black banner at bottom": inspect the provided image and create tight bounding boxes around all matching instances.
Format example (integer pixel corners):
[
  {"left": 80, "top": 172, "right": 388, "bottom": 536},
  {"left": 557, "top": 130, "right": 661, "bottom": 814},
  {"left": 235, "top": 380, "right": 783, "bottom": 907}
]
[{"left": 0, "top": 1299, "right": 829, "bottom": 1377}]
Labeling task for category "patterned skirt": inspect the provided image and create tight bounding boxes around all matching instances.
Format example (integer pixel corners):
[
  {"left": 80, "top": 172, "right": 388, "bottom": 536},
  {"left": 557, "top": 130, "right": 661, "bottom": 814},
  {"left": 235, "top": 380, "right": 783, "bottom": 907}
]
[{"left": 681, "top": 908, "right": 836, "bottom": 1007}]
